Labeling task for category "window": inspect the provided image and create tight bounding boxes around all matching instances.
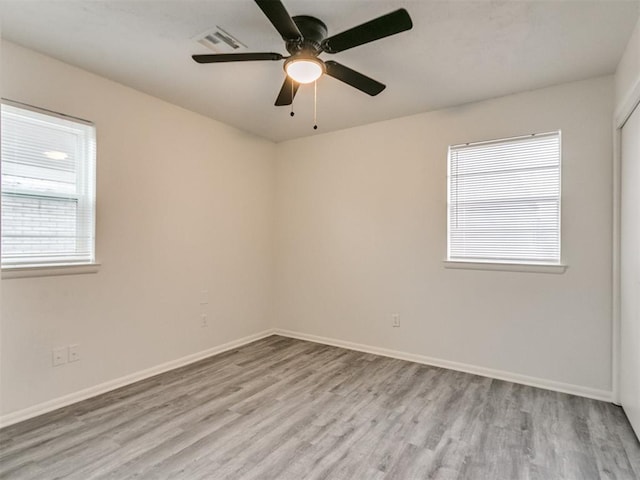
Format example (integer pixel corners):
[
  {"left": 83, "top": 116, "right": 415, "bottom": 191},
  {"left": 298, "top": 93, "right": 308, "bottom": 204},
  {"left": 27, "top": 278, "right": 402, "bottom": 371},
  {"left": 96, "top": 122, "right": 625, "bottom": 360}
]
[
  {"left": 1, "top": 101, "right": 96, "bottom": 268},
  {"left": 447, "top": 131, "right": 561, "bottom": 265}
]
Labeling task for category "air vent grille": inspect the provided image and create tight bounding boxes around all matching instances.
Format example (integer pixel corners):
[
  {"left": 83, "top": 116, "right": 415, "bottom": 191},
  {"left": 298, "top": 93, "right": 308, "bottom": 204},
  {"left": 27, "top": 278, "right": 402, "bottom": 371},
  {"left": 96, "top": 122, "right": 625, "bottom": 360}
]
[{"left": 195, "top": 27, "right": 248, "bottom": 53}]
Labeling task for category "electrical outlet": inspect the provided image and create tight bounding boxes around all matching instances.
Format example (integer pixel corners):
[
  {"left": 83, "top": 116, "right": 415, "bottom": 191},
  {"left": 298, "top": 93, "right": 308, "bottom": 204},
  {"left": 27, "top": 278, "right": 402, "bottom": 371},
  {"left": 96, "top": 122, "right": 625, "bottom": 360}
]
[
  {"left": 392, "top": 314, "right": 400, "bottom": 328},
  {"left": 68, "top": 344, "right": 80, "bottom": 362},
  {"left": 53, "top": 347, "right": 68, "bottom": 366},
  {"left": 200, "top": 314, "right": 208, "bottom": 328}
]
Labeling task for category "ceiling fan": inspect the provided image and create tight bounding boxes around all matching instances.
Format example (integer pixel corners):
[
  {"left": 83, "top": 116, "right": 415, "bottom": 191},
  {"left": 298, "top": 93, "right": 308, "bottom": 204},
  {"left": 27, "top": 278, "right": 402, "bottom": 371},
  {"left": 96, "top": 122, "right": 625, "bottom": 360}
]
[{"left": 192, "top": 0, "right": 413, "bottom": 106}]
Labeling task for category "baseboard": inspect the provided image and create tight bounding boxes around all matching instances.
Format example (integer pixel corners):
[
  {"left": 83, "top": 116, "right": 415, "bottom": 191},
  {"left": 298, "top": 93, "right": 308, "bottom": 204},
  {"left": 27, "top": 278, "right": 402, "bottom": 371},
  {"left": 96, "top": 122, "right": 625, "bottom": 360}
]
[
  {"left": 274, "top": 329, "right": 613, "bottom": 403},
  {"left": 0, "top": 329, "right": 277, "bottom": 428},
  {"left": 2, "top": 327, "right": 612, "bottom": 428}
]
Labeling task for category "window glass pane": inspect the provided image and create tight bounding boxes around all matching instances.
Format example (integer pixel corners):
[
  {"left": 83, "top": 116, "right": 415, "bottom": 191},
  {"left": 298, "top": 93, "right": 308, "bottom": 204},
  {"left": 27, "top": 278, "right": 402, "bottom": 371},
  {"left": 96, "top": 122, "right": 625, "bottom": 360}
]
[{"left": 2, "top": 194, "right": 78, "bottom": 260}]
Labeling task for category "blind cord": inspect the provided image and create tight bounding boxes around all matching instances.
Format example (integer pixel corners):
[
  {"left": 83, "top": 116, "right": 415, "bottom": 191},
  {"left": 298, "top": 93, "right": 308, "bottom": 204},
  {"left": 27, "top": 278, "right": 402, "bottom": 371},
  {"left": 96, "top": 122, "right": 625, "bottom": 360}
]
[{"left": 454, "top": 151, "right": 458, "bottom": 228}]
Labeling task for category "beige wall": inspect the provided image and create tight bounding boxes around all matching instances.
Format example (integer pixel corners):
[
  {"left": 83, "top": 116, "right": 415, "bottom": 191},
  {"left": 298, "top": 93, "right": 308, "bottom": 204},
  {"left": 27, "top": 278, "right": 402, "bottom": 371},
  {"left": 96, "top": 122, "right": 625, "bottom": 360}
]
[
  {"left": 1, "top": 41, "right": 276, "bottom": 415},
  {"left": 274, "top": 76, "right": 615, "bottom": 395}
]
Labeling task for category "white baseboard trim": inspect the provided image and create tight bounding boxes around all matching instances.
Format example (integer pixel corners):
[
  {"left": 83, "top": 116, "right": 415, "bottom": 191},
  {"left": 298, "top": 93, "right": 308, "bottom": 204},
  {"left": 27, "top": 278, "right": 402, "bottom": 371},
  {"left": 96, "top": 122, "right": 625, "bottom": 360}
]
[
  {"left": 274, "top": 329, "right": 613, "bottom": 403},
  {"left": 2, "top": 327, "right": 613, "bottom": 428},
  {"left": 0, "top": 329, "right": 276, "bottom": 429}
]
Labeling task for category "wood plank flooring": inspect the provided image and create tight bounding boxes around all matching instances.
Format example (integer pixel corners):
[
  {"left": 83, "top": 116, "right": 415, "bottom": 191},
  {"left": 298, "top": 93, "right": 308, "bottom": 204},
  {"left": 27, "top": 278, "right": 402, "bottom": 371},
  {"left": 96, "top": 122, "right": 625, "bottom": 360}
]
[{"left": 1, "top": 335, "right": 639, "bottom": 479}]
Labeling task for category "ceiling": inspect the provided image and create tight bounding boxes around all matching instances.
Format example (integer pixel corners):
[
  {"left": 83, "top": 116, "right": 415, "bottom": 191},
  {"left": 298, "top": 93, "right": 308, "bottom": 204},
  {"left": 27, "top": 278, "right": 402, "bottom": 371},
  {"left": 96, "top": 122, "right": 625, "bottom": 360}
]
[{"left": 1, "top": 1, "right": 638, "bottom": 142}]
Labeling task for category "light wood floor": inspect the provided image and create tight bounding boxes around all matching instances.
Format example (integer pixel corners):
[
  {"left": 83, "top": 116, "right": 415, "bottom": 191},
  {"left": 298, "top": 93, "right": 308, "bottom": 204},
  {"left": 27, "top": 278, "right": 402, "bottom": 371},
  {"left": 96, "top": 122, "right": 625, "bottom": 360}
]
[{"left": 1, "top": 335, "right": 639, "bottom": 479}]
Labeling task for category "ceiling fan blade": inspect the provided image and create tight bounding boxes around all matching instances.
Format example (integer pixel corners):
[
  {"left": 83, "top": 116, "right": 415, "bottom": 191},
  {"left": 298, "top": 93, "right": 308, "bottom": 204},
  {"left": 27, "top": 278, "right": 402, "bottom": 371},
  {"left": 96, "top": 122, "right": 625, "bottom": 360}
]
[
  {"left": 255, "top": 0, "right": 303, "bottom": 42},
  {"left": 192, "top": 53, "right": 284, "bottom": 63},
  {"left": 322, "top": 9, "right": 413, "bottom": 54},
  {"left": 325, "top": 61, "right": 385, "bottom": 96},
  {"left": 275, "top": 76, "right": 300, "bottom": 106}
]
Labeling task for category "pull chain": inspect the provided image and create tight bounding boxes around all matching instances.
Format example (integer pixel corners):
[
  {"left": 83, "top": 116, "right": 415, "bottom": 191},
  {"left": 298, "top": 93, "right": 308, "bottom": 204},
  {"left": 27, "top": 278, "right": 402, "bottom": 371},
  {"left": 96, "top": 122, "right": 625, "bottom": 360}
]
[
  {"left": 290, "top": 80, "right": 295, "bottom": 117},
  {"left": 313, "top": 80, "right": 318, "bottom": 130}
]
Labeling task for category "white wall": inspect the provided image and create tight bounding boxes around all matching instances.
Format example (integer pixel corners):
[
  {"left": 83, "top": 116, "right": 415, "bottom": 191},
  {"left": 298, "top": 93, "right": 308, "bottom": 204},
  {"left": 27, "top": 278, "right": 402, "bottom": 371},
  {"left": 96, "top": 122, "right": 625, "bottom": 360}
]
[
  {"left": 615, "top": 17, "right": 640, "bottom": 114},
  {"left": 0, "top": 41, "right": 276, "bottom": 416},
  {"left": 274, "top": 76, "right": 615, "bottom": 395}
]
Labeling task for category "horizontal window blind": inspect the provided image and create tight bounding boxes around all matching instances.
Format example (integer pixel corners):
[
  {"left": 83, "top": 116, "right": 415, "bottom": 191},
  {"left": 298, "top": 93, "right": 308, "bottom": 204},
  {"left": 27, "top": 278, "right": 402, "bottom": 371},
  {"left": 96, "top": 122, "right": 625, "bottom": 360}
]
[
  {"left": 1, "top": 102, "right": 96, "bottom": 267},
  {"left": 448, "top": 132, "right": 561, "bottom": 264}
]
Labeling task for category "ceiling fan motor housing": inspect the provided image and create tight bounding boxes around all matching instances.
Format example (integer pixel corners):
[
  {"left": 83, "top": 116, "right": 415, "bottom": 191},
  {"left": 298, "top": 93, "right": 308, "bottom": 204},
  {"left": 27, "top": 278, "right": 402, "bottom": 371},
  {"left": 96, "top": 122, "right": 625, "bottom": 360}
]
[{"left": 287, "top": 16, "right": 328, "bottom": 56}]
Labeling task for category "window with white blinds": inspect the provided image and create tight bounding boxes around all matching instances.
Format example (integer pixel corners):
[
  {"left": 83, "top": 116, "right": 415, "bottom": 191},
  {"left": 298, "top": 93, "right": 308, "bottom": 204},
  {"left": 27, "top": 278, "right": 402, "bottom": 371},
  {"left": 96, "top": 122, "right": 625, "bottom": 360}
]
[
  {"left": 447, "top": 131, "right": 561, "bottom": 265},
  {"left": 1, "top": 102, "right": 96, "bottom": 267}
]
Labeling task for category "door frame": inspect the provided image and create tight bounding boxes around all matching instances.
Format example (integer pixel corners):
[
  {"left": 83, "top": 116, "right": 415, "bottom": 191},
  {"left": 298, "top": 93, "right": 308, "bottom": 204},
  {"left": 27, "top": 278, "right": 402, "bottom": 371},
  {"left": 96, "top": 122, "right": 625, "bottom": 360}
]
[{"left": 612, "top": 77, "right": 640, "bottom": 405}]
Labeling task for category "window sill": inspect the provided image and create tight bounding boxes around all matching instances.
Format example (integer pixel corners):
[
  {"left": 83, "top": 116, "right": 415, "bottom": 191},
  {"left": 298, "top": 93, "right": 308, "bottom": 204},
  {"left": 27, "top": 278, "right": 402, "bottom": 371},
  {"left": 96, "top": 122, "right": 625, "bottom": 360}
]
[
  {"left": 1, "top": 263, "right": 101, "bottom": 279},
  {"left": 443, "top": 260, "right": 567, "bottom": 274}
]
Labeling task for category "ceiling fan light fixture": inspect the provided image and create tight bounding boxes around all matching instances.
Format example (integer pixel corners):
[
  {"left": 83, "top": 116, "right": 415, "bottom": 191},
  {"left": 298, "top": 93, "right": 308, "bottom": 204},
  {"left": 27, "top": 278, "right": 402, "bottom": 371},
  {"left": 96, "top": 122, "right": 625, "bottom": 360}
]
[{"left": 284, "top": 57, "right": 324, "bottom": 84}]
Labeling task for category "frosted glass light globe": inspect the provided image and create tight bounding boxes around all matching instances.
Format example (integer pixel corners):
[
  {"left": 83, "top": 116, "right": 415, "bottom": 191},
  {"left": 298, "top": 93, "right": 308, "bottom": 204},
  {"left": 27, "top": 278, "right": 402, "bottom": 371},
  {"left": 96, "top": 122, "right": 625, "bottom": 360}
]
[{"left": 285, "top": 59, "right": 323, "bottom": 84}]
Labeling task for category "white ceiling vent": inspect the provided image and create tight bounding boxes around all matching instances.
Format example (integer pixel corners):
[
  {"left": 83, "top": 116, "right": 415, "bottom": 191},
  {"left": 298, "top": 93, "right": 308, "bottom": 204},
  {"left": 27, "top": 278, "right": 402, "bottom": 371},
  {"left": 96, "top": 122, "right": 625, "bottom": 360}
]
[{"left": 195, "top": 27, "right": 248, "bottom": 53}]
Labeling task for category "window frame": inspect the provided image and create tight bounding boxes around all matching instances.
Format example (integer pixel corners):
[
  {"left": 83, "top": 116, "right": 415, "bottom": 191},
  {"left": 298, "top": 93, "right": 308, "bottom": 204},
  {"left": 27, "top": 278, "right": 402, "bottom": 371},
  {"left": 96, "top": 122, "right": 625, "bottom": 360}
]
[
  {"left": 1, "top": 99, "right": 99, "bottom": 277},
  {"left": 444, "top": 131, "right": 567, "bottom": 274}
]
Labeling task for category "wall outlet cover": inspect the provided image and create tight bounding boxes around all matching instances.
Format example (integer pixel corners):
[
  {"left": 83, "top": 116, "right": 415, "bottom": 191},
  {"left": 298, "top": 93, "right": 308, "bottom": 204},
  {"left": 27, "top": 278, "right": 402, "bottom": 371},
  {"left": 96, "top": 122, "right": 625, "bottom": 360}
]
[
  {"left": 68, "top": 344, "right": 80, "bottom": 362},
  {"left": 53, "top": 347, "right": 68, "bottom": 366}
]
